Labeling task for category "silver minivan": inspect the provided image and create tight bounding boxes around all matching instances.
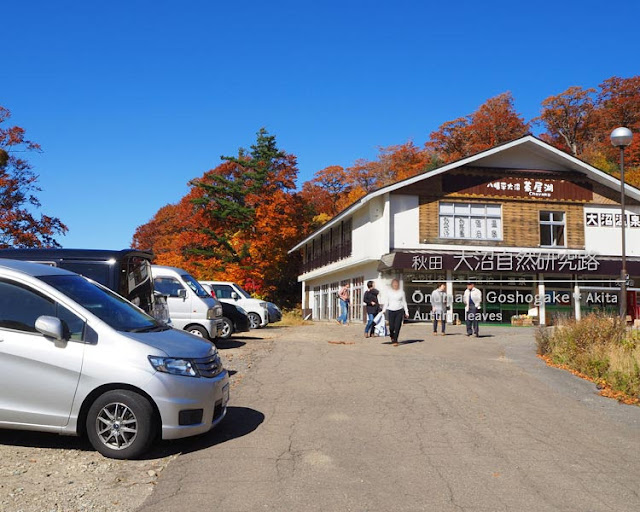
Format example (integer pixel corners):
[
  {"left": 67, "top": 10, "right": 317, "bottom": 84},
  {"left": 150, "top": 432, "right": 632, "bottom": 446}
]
[
  {"left": 0, "top": 260, "right": 229, "bottom": 459},
  {"left": 152, "top": 266, "right": 223, "bottom": 339}
]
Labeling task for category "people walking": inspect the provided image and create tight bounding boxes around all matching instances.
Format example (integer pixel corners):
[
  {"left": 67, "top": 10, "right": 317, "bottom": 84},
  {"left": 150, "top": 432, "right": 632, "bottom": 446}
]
[
  {"left": 363, "top": 281, "right": 380, "bottom": 337},
  {"left": 337, "top": 283, "right": 350, "bottom": 325},
  {"left": 431, "top": 283, "right": 447, "bottom": 336},
  {"left": 382, "top": 279, "right": 409, "bottom": 346},
  {"left": 463, "top": 281, "right": 482, "bottom": 337}
]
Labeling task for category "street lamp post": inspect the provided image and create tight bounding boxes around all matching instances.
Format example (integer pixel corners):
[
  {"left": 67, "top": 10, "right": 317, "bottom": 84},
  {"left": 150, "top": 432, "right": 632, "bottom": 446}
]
[{"left": 610, "top": 127, "right": 634, "bottom": 321}]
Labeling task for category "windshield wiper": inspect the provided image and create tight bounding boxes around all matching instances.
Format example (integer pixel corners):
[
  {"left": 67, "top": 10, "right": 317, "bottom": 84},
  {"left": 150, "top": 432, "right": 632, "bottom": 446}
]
[{"left": 129, "top": 324, "right": 170, "bottom": 333}]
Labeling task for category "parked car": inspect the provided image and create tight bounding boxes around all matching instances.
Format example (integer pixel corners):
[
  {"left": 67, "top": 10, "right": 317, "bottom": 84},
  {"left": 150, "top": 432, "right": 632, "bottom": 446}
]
[
  {"left": 201, "top": 283, "right": 250, "bottom": 339},
  {"left": 267, "top": 302, "right": 282, "bottom": 323},
  {"left": 220, "top": 302, "right": 251, "bottom": 339},
  {"left": 0, "top": 259, "right": 229, "bottom": 459},
  {"left": 151, "top": 266, "right": 223, "bottom": 339},
  {"left": 0, "top": 249, "right": 170, "bottom": 324},
  {"left": 200, "top": 281, "right": 269, "bottom": 329}
]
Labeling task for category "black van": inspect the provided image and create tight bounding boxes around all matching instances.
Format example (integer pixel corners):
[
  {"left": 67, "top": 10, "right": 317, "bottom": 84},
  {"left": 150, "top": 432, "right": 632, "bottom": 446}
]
[{"left": 0, "top": 249, "right": 166, "bottom": 320}]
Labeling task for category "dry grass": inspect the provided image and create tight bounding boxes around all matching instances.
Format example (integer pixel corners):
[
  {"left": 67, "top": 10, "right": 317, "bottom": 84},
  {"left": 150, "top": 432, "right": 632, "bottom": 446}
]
[
  {"left": 536, "top": 314, "right": 640, "bottom": 403},
  {"left": 278, "top": 309, "right": 313, "bottom": 327}
]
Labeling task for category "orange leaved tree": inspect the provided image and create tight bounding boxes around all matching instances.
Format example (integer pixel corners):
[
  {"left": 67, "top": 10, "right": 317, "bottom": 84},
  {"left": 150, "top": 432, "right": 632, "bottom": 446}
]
[
  {"left": 133, "top": 129, "right": 310, "bottom": 306},
  {"left": 427, "top": 92, "right": 529, "bottom": 162}
]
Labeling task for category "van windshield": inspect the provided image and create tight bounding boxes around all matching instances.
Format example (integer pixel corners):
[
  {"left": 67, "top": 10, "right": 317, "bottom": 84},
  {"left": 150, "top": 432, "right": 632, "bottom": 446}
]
[
  {"left": 40, "top": 275, "right": 168, "bottom": 333},
  {"left": 181, "top": 274, "right": 210, "bottom": 298},
  {"left": 235, "top": 285, "right": 252, "bottom": 299}
]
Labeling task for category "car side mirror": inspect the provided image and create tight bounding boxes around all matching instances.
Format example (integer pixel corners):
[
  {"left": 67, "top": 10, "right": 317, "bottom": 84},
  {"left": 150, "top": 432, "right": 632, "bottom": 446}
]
[
  {"left": 35, "top": 316, "right": 65, "bottom": 341},
  {"left": 231, "top": 292, "right": 239, "bottom": 300},
  {"left": 178, "top": 288, "right": 188, "bottom": 300}
]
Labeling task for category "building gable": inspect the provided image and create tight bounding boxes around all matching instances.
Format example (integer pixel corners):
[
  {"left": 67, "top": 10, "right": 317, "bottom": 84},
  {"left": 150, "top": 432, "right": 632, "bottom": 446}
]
[{"left": 290, "top": 135, "right": 640, "bottom": 254}]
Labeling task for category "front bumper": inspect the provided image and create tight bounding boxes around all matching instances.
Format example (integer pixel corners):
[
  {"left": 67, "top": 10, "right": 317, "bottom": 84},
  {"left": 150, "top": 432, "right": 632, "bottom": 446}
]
[
  {"left": 200, "top": 318, "right": 224, "bottom": 338},
  {"left": 214, "top": 318, "right": 224, "bottom": 337},
  {"left": 148, "top": 368, "right": 230, "bottom": 440},
  {"left": 269, "top": 311, "right": 282, "bottom": 323}
]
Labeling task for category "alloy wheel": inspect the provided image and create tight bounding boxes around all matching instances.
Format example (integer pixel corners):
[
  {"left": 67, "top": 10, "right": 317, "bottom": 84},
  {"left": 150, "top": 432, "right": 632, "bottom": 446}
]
[
  {"left": 248, "top": 313, "right": 260, "bottom": 329},
  {"left": 95, "top": 402, "right": 138, "bottom": 450}
]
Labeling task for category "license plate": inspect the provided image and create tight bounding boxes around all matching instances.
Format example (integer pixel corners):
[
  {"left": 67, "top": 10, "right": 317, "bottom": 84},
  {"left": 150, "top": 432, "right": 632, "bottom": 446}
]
[{"left": 222, "top": 383, "right": 230, "bottom": 407}]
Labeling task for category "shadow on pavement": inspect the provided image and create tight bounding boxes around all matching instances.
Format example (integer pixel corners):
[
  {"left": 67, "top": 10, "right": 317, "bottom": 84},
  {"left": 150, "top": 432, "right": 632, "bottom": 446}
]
[
  {"left": 380, "top": 339, "right": 424, "bottom": 345},
  {"left": 149, "top": 406, "right": 265, "bottom": 457},
  {"left": 0, "top": 406, "right": 265, "bottom": 459},
  {"left": 214, "top": 339, "right": 247, "bottom": 349}
]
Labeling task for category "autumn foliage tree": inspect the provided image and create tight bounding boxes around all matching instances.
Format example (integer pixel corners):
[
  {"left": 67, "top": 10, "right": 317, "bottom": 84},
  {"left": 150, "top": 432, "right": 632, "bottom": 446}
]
[
  {"left": 427, "top": 92, "right": 529, "bottom": 162},
  {"left": 534, "top": 86, "right": 596, "bottom": 156},
  {"left": 536, "top": 76, "right": 640, "bottom": 174},
  {"left": 302, "top": 142, "right": 439, "bottom": 220},
  {"left": 133, "top": 129, "right": 310, "bottom": 306},
  {"left": 0, "top": 106, "right": 67, "bottom": 248}
]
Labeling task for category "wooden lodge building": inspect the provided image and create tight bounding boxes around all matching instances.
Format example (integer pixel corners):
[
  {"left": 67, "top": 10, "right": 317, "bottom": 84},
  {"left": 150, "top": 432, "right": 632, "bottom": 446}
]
[{"left": 289, "top": 136, "right": 640, "bottom": 325}]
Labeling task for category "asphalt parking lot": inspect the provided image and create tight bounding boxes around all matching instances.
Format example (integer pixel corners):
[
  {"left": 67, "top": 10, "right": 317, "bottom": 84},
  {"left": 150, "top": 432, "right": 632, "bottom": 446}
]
[{"left": 141, "top": 322, "right": 640, "bottom": 512}]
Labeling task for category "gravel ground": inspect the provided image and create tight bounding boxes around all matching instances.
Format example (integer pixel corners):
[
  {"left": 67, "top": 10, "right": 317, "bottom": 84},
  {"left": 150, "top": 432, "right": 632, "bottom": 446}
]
[{"left": 0, "top": 328, "right": 275, "bottom": 512}]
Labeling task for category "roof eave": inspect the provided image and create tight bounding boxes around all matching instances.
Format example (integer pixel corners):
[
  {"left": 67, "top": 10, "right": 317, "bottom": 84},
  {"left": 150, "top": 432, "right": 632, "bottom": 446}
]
[{"left": 288, "top": 135, "right": 640, "bottom": 253}]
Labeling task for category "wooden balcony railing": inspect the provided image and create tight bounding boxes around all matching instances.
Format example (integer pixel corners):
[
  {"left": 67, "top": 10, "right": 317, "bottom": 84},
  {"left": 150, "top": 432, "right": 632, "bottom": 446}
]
[{"left": 300, "top": 244, "right": 352, "bottom": 273}]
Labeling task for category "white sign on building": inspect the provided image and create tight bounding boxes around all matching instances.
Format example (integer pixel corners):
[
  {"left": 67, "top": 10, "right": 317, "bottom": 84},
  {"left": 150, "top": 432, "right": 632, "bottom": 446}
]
[{"left": 584, "top": 205, "right": 640, "bottom": 257}]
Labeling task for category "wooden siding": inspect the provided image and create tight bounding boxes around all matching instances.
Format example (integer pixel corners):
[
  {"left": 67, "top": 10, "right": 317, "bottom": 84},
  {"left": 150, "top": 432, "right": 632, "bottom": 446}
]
[
  {"left": 419, "top": 197, "right": 584, "bottom": 249},
  {"left": 410, "top": 167, "right": 617, "bottom": 249}
]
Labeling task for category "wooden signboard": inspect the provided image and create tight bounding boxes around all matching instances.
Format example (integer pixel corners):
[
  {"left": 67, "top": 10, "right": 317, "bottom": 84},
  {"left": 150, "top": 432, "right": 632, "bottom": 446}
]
[{"left": 442, "top": 172, "right": 593, "bottom": 202}]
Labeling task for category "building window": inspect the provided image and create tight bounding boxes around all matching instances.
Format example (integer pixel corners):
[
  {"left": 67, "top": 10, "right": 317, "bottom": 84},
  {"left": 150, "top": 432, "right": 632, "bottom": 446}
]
[
  {"left": 539, "top": 211, "right": 566, "bottom": 247},
  {"left": 439, "top": 202, "right": 502, "bottom": 241},
  {"left": 301, "top": 217, "right": 353, "bottom": 273}
]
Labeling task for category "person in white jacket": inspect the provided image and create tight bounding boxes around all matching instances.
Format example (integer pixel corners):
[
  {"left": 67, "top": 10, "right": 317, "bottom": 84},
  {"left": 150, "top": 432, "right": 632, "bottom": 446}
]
[
  {"left": 382, "top": 279, "right": 409, "bottom": 346},
  {"left": 463, "top": 282, "right": 482, "bottom": 337}
]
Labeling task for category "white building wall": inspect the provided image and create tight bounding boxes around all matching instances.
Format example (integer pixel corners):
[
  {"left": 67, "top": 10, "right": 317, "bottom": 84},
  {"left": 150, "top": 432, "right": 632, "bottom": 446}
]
[
  {"left": 351, "top": 194, "right": 390, "bottom": 260},
  {"left": 584, "top": 205, "right": 640, "bottom": 256},
  {"left": 390, "top": 194, "right": 420, "bottom": 249},
  {"left": 305, "top": 262, "right": 380, "bottom": 288},
  {"left": 305, "top": 261, "right": 382, "bottom": 321}
]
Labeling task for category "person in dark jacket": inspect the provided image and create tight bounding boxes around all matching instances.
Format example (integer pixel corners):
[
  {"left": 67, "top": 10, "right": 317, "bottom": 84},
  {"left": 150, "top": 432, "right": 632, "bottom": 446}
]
[{"left": 363, "top": 280, "right": 380, "bottom": 338}]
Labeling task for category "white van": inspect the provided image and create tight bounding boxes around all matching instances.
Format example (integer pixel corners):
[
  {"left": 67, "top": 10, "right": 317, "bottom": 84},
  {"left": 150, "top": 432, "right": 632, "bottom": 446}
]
[
  {"left": 152, "top": 266, "right": 223, "bottom": 339},
  {"left": 200, "top": 281, "right": 269, "bottom": 329}
]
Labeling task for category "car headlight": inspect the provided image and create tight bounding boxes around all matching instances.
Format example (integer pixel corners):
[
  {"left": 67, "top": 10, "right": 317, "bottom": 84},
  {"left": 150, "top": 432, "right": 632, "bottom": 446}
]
[
  {"left": 148, "top": 356, "right": 198, "bottom": 377},
  {"left": 207, "top": 306, "right": 223, "bottom": 319},
  {"left": 259, "top": 302, "right": 267, "bottom": 308}
]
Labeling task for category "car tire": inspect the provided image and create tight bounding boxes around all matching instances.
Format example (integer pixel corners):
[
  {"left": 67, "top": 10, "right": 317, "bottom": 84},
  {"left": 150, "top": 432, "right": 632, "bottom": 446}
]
[
  {"left": 86, "top": 389, "right": 155, "bottom": 459},
  {"left": 248, "top": 312, "right": 262, "bottom": 329},
  {"left": 220, "top": 318, "right": 233, "bottom": 339},
  {"left": 185, "top": 325, "right": 209, "bottom": 338}
]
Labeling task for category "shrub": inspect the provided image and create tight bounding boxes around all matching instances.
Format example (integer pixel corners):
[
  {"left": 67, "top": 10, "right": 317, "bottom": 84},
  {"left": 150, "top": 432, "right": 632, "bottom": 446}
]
[
  {"left": 279, "top": 308, "right": 312, "bottom": 327},
  {"left": 535, "top": 314, "right": 640, "bottom": 400}
]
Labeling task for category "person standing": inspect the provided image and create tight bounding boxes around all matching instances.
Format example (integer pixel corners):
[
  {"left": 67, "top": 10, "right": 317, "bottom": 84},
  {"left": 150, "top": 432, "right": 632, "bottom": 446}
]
[
  {"left": 337, "top": 283, "right": 351, "bottom": 325},
  {"left": 463, "top": 281, "right": 482, "bottom": 337},
  {"left": 431, "top": 283, "right": 447, "bottom": 336},
  {"left": 363, "top": 281, "right": 380, "bottom": 338},
  {"left": 382, "top": 279, "right": 409, "bottom": 346}
]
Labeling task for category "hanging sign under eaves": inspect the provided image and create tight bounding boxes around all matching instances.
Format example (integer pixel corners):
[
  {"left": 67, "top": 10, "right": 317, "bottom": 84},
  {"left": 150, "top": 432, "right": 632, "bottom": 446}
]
[{"left": 442, "top": 173, "right": 593, "bottom": 202}]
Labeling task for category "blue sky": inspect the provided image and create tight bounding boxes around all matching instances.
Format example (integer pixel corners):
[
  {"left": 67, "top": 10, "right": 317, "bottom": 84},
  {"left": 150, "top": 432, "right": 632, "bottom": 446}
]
[{"left": 3, "top": 0, "right": 640, "bottom": 249}]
